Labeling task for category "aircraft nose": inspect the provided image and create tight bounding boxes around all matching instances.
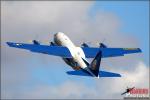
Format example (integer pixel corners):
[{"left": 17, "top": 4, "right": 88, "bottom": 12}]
[
  {"left": 54, "top": 32, "right": 64, "bottom": 38},
  {"left": 54, "top": 32, "right": 64, "bottom": 45}
]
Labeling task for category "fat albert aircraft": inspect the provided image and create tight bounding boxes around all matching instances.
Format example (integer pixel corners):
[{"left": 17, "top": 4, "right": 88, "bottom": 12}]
[{"left": 7, "top": 32, "right": 142, "bottom": 78}]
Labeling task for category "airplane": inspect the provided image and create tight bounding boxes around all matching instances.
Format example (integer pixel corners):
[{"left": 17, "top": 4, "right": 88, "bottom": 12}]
[
  {"left": 121, "top": 87, "right": 135, "bottom": 95},
  {"left": 6, "top": 32, "right": 142, "bottom": 78}
]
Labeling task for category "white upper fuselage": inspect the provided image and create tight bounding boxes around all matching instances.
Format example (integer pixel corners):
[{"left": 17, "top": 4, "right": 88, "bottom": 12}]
[{"left": 54, "top": 32, "right": 87, "bottom": 69}]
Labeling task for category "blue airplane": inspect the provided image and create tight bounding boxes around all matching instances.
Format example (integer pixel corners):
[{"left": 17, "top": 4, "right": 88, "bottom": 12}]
[{"left": 6, "top": 32, "right": 142, "bottom": 78}]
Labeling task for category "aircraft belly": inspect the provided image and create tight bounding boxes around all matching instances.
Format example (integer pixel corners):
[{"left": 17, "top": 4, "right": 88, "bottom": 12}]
[
  {"left": 74, "top": 56, "right": 87, "bottom": 69},
  {"left": 54, "top": 32, "right": 89, "bottom": 70},
  {"left": 72, "top": 66, "right": 81, "bottom": 70},
  {"left": 64, "top": 45, "right": 87, "bottom": 69},
  {"left": 62, "top": 58, "right": 81, "bottom": 70}
]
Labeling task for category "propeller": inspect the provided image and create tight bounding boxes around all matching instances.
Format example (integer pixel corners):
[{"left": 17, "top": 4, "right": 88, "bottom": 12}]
[
  {"left": 81, "top": 38, "right": 107, "bottom": 48},
  {"left": 33, "top": 40, "right": 40, "bottom": 45},
  {"left": 50, "top": 42, "right": 57, "bottom": 46},
  {"left": 99, "top": 38, "right": 108, "bottom": 48},
  {"left": 27, "top": 34, "right": 53, "bottom": 45},
  {"left": 99, "top": 43, "right": 107, "bottom": 48},
  {"left": 81, "top": 42, "right": 89, "bottom": 47}
]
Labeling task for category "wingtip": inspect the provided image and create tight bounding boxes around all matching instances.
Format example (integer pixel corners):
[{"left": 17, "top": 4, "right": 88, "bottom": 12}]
[
  {"left": 6, "top": 42, "right": 21, "bottom": 47},
  {"left": 138, "top": 48, "right": 142, "bottom": 53},
  {"left": 116, "top": 73, "right": 121, "bottom": 77},
  {"left": 6, "top": 42, "right": 13, "bottom": 46},
  {"left": 118, "top": 74, "right": 122, "bottom": 77}
]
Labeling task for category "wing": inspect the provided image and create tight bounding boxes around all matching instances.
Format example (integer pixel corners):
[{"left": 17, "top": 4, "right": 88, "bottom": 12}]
[
  {"left": 82, "top": 47, "right": 142, "bottom": 58},
  {"left": 7, "top": 42, "right": 72, "bottom": 58}
]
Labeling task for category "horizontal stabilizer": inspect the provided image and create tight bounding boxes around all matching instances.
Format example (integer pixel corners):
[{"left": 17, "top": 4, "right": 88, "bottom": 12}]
[
  {"left": 66, "top": 70, "right": 121, "bottom": 77},
  {"left": 99, "top": 70, "right": 121, "bottom": 77},
  {"left": 66, "top": 70, "right": 92, "bottom": 77}
]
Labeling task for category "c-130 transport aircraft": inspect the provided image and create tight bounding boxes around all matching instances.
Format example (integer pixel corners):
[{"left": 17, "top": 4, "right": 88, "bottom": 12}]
[{"left": 7, "top": 32, "right": 142, "bottom": 78}]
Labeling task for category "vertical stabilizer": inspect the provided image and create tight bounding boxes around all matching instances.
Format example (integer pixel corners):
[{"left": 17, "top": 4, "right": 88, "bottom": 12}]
[{"left": 89, "top": 50, "right": 102, "bottom": 77}]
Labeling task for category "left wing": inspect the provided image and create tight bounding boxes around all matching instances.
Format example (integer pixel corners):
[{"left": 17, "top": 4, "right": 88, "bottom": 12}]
[
  {"left": 7, "top": 42, "right": 72, "bottom": 58},
  {"left": 82, "top": 47, "right": 142, "bottom": 58}
]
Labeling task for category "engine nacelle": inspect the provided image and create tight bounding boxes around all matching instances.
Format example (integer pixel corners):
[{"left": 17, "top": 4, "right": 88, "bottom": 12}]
[
  {"left": 50, "top": 42, "right": 57, "bottom": 46},
  {"left": 99, "top": 43, "right": 107, "bottom": 48},
  {"left": 81, "top": 43, "right": 89, "bottom": 47},
  {"left": 33, "top": 40, "right": 40, "bottom": 45}
]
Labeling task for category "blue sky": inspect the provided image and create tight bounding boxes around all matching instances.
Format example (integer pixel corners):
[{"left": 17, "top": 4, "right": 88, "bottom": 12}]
[
  {"left": 2, "top": 1, "right": 149, "bottom": 99},
  {"left": 27, "top": 0, "right": 149, "bottom": 93},
  {"left": 90, "top": 1, "right": 149, "bottom": 65}
]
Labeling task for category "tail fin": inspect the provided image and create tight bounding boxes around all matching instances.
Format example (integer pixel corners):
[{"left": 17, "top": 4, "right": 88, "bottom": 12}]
[
  {"left": 89, "top": 50, "right": 102, "bottom": 77},
  {"left": 81, "top": 51, "right": 121, "bottom": 77}
]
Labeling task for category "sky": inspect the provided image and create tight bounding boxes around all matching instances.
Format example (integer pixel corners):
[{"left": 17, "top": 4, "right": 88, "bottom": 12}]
[
  {"left": 90, "top": 1, "right": 149, "bottom": 65},
  {"left": 1, "top": 1, "right": 149, "bottom": 99}
]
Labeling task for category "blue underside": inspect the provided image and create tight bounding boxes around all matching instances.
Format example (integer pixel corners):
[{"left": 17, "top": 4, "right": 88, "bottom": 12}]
[
  {"left": 6, "top": 42, "right": 141, "bottom": 58},
  {"left": 6, "top": 42, "right": 141, "bottom": 78},
  {"left": 66, "top": 70, "right": 121, "bottom": 77}
]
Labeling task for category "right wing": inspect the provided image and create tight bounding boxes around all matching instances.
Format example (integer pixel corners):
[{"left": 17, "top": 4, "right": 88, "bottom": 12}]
[
  {"left": 82, "top": 47, "right": 142, "bottom": 58},
  {"left": 6, "top": 42, "right": 72, "bottom": 58}
]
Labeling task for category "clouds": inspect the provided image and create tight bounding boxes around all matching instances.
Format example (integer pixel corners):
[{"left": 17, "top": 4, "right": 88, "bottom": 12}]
[
  {"left": 2, "top": 1, "right": 139, "bottom": 47},
  {"left": 21, "top": 81, "right": 97, "bottom": 99},
  {"left": 2, "top": 61, "right": 148, "bottom": 99},
  {"left": 2, "top": 1, "right": 132, "bottom": 46},
  {"left": 2, "top": 1, "right": 93, "bottom": 39},
  {"left": 1, "top": 1, "right": 148, "bottom": 99}
]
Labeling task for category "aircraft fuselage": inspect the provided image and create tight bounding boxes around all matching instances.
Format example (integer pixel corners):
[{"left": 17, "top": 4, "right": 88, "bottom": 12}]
[{"left": 54, "top": 32, "right": 87, "bottom": 70}]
